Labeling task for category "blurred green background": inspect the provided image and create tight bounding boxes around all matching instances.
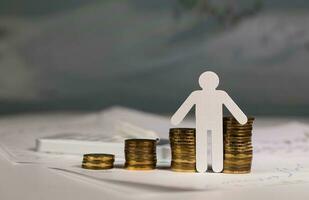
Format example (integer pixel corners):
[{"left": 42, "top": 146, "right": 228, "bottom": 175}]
[{"left": 0, "top": 0, "right": 308, "bottom": 115}]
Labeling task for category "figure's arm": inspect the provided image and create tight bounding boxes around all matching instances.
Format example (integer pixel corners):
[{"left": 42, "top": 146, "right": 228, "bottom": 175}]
[
  {"left": 222, "top": 92, "right": 248, "bottom": 125},
  {"left": 171, "top": 92, "right": 196, "bottom": 125}
]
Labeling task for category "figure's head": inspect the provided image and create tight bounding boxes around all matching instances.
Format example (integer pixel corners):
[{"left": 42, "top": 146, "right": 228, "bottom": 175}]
[{"left": 198, "top": 71, "right": 219, "bottom": 90}]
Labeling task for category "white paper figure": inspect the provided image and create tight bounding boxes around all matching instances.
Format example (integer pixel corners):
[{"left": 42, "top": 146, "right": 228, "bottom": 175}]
[{"left": 171, "top": 71, "right": 247, "bottom": 173}]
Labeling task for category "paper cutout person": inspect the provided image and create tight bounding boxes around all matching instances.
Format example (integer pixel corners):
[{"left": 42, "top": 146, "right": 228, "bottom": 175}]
[{"left": 171, "top": 71, "right": 247, "bottom": 173}]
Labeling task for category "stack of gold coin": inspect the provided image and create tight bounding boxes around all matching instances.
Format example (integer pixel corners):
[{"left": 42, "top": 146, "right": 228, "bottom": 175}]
[
  {"left": 82, "top": 153, "right": 114, "bottom": 170},
  {"left": 169, "top": 128, "right": 196, "bottom": 172},
  {"left": 124, "top": 139, "right": 157, "bottom": 170},
  {"left": 223, "top": 117, "right": 254, "bottom": 174}
]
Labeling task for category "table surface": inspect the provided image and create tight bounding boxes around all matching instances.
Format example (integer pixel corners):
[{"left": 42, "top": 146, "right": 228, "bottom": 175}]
[{"left": 1, "top": 116, "right": 309, "bottom": 200}]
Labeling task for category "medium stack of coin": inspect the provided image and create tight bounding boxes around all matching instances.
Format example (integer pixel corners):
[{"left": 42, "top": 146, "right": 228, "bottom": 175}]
[
  {"left": 124, "top": 139, "right": 157, "bottom": 170},
  {"left": 223, "top": 117, "right": 254, "bottom": 174},
  {"left": 169, "top": 128, "right": 196, "bottom": 172},
  {"left": 82, "top": 153, "right": 114, "bottom": 170}
]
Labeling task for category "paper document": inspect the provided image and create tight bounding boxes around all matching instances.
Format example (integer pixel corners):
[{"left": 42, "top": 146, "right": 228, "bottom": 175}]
[{"left": 0, "top": 106, "right": 309, "bottom": 196}]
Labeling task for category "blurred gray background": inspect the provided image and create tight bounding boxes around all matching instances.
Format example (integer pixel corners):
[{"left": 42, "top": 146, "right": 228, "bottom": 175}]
[{"left": 0, "top": 0, "right": 308, "bottom": 115}]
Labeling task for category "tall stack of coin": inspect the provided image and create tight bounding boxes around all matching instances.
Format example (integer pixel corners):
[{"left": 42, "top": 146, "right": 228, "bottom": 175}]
[
  {"left": 124, "top": 139, "right": 157, "bottom": 170},
  {"left": 223, "top": 117, "right": 254, "bottom": 174},
  {"left": 82, "top": 153, "right": 114, "bottom": 170},
  {"left": 169, "top": 128, "right": 196, "bottom": 172}
]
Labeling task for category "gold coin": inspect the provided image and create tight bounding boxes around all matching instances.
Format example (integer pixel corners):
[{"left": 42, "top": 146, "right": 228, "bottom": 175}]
[
  {"left": 172, "top": 157, "right": 195, "bottom": 161},
  {"left": 224, "top": 138, "right": 252, "bottom": 142},
  {"left": 224, "top": 140, "right": 252, "bottom": 144},
  {"left": 125, "top": 150, "right": 156, "bottom": 153},
  {"left": 224, "top": 141, "right": 252, "bottom": 144},
  {"left": 125, "top": 147, "right": 156, "bottom": 150},
  {"left": 125, "top": 153, "right": 156, "bottom": 156},
  {"left": 170, "top": 140, "right": 195, "bottom": 143},
  {"left": 224, "top": 147, "right": 253, "bottom": 151},
  {"left": 172, "top": 153, "right": 195, "bottom": 157},
  {"left": 224, "top": 143, "right": 252, "bottom": 146},
  {"left": 224, "top": 133, "right": 252, "bottom": 137},
  {"left": 224, "top": 157, "right": 252, "bottom": 162},
  {"left": 171, "top": 164, "right": 196, "bottom": 169},
  {"left": 224, "top": 163, "right": 252, "bottom": 167},
  {"left": 224, "top": 137, "right": 252, "bottom": 141},
  {"left": 124, "top": 164, "right": 156, "bottom": 170},
  {"left": 224, "top": 124, "right": 253, "bottom": 128},
  {"left": 170, "top": 137, "right": 195, "bottom": 140},
  {"left": 125, "top": 160, "right": 156, "bottom": 164},
  {"left": 224, "top": 123, "right": 253, "bottom": 126},
  {"left": 224, "top": 145, "right": 252, "bottom": 149},
  {"left": 172, "top": 159, "right": 196, "bottom": 163},
  {"left": 224, "top": 135, "right": 252, "bottom": 139},
  {"left": 82, "top": 160, "right": 114, "bottom": 165},
  {"left": 170, "top": 139, "right": 195, "bottom": 142},
  {"left": 125, "top": 141, "right": 156, "bottom": 145},
  {"left": 224, "top": 129, "right": 252, "bottom": 133},
  {"left": 81, "top": 165, "right": 113, "bottom": 170},
  {"left": 224, "top": 116, "right": 255, "bottom": 120},
  {"left": 125, "top": 155, "right": 156, "bottom": 157},
  {"left": 125, "top": 140, "right": 156, "bottom": 146},
  {"left": 83, "top": 153, "right": 114, "bottom": 162},
  {"left": 172, "top": 154, "right": 195, "bottom": 158},
  {"left": 171, "top": 146, "right": 195, "bottom": 149},
  {"left": 223, "top": 169, "right": 250, "bottom": 174},
  {"left": 171, "top": 146, "right": 196, "bottom": 150},
  {"left": 125, "top": 159, "right": 157, "bottom": 162},
  {"left": 223, "top": 165, "right": 251, "bottom": 170},
  {"left": 170, "top": 128, "right": 195, "bottom": 132},
  {"left": 224, "top": 126, "right": 253, "bottom": 130},
  {"left": 224, "top": 159, "right": 252, "bottom": 164},
  {"left": 170, "top": 135, "right": 195, "bottom": 138},
  {"left": 170, "top": 143, "right": 195, "bottom": 146},
  {"left": 171, "top": 153, "right": 195, "bottom": 156},
  {"left": 125, "top": 158, "right": 156, "bottom": 161},
  {"left": 125, "top": 144, "right": 156, "bottom": 148},
  {"left": 124, "top": 138, "right": 157, "bottom": 171},
  {"left": 224, "top": 150, "right": 253, "bottom": 154},
  {"left": 223, "top": 120, "right": 254, "bottom": 124},
  {"left": 125, "top": 139, "right": 156, "bottom": 142},
  {"left": 82, "top": 162, "right": 114, "bottom": 167},
  {"left": 82, "top": 163, "right": 113, "bottom": 170},
  {"left": 171, "top": 161, "right": 196, "bottom": 165},
  {"left": 172, "top": 156, "right": 195, "bottom": 160},
  {"left": 171, "top": 149, "right": 195, "bottom": 152},
  {"left": 224, "top": 131, "right": 252, "bottom": 135},
  {"left": 170, "top": 133, "right": 195, "bottom": 137},
  {"left": 125, "top": 159, "right": 156, "bottom": 161},
  {"left": 224, "top": 153, "right": 253, "bottom": 158},
  {"left": 171, "top": 166, "right": 196, "bottom": 170},
  {"left": 171, "top": 168, "right": 196, "bottom": 172}
]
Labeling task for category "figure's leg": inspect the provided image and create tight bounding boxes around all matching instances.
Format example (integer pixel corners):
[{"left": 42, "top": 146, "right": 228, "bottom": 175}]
[
  {"left": 211, "top": 125, "right": 223, "bottom": 173},
  {"left": 196, "top": 126, "right": 208, "bottom": 173}
]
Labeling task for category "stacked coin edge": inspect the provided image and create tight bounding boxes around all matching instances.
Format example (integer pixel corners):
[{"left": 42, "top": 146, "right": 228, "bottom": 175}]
[
  {"left": 82, "top": 153, "right": 115, "bottom": 170},
  {"left": 124, "top": 139, "right": 157, "bottom": 170},
  {"left": 223, "top": 117, "right": 254, "bottom": 174},
  {"left": 170, "top": 128, "right": 196, "bottom": 172}
]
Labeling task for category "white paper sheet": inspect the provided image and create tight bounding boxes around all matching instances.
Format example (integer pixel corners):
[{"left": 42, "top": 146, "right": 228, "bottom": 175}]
[
  {"left": 0, "top": 106, "right": 177, "bottom": 164},
  {"left": 0, "top": 107, "right": 309, "bottom": 196},
  {"left": 48, "top": 122, "right": 309, "bottom": 194}
]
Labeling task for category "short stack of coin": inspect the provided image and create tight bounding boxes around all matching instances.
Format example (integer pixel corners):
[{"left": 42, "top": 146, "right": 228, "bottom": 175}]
[
  {"left": 169, "top": 128, "right": 196, "bottom": 172},
  {"left": 82, "top": 153, "right": 114, "bottom": 170},
  {"left": 124, "top": 139, "right": 157, "bottom": 170},
  {"left": 223, "top": 117, "right": 254, "bottom": 174}
]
